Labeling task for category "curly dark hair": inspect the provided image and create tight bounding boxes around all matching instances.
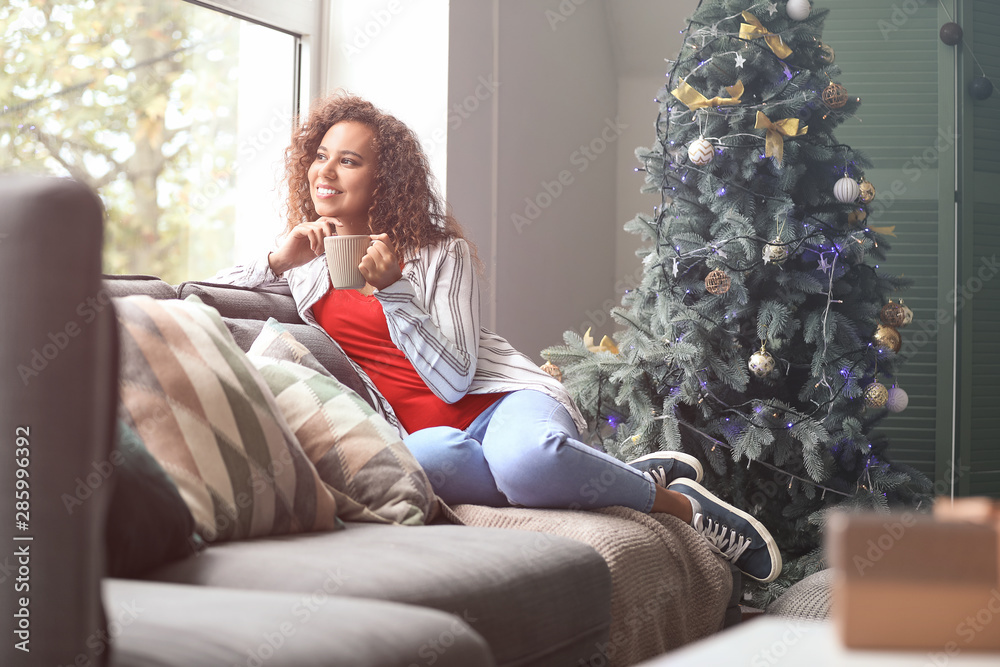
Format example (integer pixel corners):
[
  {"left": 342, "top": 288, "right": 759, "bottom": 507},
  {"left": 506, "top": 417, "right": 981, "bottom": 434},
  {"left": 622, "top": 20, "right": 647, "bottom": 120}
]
[{"left": 283, "top": 92, "right": 473, "bottom": 263}]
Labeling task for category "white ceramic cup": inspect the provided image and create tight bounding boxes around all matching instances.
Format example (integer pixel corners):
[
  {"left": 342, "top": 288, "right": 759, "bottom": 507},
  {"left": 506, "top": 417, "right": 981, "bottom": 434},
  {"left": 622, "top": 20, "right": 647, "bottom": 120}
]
[{"left": 324, "top": 234, "right": 370, "bottom": 289}]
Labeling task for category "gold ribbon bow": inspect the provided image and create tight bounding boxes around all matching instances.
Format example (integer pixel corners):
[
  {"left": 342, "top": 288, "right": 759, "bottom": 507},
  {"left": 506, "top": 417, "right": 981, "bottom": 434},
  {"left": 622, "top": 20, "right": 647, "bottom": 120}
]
[
  {"left": 584, "top": 327, "right": 619, "bottom": 354},
  {"left": 754, "top": 111, "right": 808, "bottom": 166},
  {"left": 870, "top": 225, "right": 896, "bottom": 237},
  {"left": 671, "top": 79, "right": 745, "bottom": 110},
  {"left": 740, "top": 11, "right": 792, "bottom": 60}
]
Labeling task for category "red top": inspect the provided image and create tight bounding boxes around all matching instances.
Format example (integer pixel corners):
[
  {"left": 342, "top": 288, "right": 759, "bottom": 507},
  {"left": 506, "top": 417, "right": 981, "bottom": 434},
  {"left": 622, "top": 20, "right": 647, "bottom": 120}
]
[{"left": 312, "top": 287, "right": 504, "bottom": 433}]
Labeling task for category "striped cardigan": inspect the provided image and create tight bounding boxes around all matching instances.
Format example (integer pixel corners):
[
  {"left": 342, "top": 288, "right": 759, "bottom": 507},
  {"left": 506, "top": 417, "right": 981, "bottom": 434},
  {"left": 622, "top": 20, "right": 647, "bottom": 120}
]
[{"left": 210, "top": 237, "right": 586, "bottom": 437}]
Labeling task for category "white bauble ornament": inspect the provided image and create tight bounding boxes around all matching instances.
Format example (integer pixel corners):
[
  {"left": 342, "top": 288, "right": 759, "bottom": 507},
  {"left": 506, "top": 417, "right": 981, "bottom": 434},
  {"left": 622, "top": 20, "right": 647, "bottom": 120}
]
[
  {"left": 688, "top": 138, "right": 714, "bottom": 166},
  {"left": 834, "top": 176, "right": 860, "bottom": 203},
  {"left": 749, "top": 349, "right": 776, "bottom": 377},
  {"left": 762, "top": 238, "right": 789, "bottom": 264},
  {"left": 886, "top": 386, "right": 909, "bottom": 413},
  {"left": 786, "top": 0, "right": 811, "bottom": 21}
]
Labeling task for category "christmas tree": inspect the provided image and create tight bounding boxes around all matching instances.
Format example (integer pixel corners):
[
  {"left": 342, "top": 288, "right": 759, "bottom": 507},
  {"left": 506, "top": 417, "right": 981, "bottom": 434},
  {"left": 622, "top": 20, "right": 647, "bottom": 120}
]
[{"left": 543, "top": 0, "right": 932, "bottom": 601}]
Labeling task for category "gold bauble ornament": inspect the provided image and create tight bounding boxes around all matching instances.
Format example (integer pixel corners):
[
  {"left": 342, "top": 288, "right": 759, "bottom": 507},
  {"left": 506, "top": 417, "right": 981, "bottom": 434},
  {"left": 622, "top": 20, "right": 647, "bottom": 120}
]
[
  {"left": 749, "top": 347, "right": 775, "bottom": 377},
  {"left": 864, "top": 380, "right": 889, "bottom": 408},
  {"left": 540, "top": 360, "right": 562, "bottom": 382},
  {"left": 762, "top": 238, "right": 789, "bottom": 264},
  {"left": 705, "top": 269, "right": 731, "bottom": 295},
  {"left": 873, "top": 324, "right": 902, "bottom": 353},
  {"left": 822, "top": 82, "right": 849, "bottom": 109},
  {"left": 880, "top": 301, "right": 906, "bottom": 327},
  {"left": 859, "top": 179, "right": 877, "bottom": 203},
  {"left": 899, "top": 300, "right": 913, "bottom": 327},
  {"left": 818, "top": 42, "right": 836, "bottom": 65}
]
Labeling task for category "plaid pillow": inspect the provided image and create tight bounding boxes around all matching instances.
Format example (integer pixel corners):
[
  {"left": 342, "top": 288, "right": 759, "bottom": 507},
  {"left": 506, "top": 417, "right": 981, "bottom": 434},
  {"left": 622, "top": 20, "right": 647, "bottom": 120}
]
[
  {"left": 115, "top": 295, "right": 341, "bottom": 542},
  {"left": 247, "top": 318, "right": 438, "bottom": 525}
]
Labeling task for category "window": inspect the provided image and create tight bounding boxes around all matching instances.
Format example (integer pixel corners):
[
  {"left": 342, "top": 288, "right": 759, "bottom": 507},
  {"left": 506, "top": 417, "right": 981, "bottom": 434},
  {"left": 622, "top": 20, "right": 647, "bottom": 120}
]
[{"left": 0, "top": 0, "right": 317, "bottom": 283}]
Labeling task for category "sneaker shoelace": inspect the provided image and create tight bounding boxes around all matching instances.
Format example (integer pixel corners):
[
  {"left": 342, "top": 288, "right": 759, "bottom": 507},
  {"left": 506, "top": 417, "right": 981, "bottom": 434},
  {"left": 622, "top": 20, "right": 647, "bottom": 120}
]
[
  {"left": 693, "top": 513, "right": 752, "bottom": 562},
  {"left": 649, "top": 466, "right": 670, "bottom": 488}
]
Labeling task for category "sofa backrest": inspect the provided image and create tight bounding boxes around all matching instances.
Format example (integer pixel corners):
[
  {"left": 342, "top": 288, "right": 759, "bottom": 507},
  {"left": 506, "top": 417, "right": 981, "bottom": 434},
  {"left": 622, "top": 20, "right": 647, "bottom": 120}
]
[{"left": 102, "top": 275, "right": 374, "bottom": 408}]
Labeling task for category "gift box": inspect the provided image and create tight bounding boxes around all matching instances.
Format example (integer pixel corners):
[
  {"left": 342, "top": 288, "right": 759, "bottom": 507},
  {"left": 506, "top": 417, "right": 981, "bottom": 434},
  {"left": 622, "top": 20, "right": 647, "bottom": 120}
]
[{"left": 826, "top": 500, "right": 1000, "bottom": 652}]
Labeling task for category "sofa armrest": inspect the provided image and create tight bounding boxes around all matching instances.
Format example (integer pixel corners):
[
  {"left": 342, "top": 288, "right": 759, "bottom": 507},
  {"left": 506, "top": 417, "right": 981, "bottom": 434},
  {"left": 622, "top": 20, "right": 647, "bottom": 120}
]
[{"left": 1, "top": 176, "right": 117, "bottom": 666}]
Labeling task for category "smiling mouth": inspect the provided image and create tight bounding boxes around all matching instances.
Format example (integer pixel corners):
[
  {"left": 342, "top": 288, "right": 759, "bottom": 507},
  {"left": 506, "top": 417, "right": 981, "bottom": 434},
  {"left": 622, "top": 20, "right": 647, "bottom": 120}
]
[{"left": 316, "top": 187, "right": 342, "bottom": 196}]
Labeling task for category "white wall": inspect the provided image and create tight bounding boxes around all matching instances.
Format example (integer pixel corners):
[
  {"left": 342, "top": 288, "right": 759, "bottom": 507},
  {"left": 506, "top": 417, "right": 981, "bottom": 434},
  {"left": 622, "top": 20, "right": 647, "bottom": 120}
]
[
  {"left": 324, "top": 0, "right": 450, "bottom": 186},
  {"left": 448, "top": 0, "right": 619, "bottom": 361}
]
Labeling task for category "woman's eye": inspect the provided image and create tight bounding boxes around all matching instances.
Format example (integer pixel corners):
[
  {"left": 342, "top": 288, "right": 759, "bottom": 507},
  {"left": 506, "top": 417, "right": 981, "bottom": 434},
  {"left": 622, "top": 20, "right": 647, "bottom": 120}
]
[{"left": 341, "top": 158, "right": 356, "bottom": 165}]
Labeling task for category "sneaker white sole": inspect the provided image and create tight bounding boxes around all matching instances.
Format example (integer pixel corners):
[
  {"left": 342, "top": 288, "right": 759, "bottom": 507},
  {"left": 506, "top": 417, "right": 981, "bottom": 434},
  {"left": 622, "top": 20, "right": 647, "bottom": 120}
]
[
  {"left": 627, "top": 451, "right": 704, "bottom": 483},
  {"left": 667, "top": 478, "right": 783, "bottom": 583}
]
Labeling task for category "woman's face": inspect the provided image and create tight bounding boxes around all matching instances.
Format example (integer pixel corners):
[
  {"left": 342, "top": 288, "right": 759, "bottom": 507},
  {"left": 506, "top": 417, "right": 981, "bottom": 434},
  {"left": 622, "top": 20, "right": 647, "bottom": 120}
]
[{"left": 307, "top": 120, "right": 377, "bottom": 235}]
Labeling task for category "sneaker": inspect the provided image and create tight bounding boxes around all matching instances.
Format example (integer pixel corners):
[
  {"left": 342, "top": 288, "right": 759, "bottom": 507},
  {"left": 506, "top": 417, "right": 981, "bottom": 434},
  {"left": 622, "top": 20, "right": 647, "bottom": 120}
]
[
  {"left": 666, "top": 478, "right": 782, "bottom": 583},
  {"left": 628, "top": 451, "right": 704, "bottom": 486}
]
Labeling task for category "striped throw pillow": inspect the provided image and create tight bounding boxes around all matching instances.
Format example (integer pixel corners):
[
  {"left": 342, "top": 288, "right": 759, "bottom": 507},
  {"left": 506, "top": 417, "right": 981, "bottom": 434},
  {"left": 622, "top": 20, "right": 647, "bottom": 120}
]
[
  {"left": 247, "top": 318, "right": 438, "bottom": 525},
  {"left": 115, "top": 295, "right": 341, "bottom": 542}
]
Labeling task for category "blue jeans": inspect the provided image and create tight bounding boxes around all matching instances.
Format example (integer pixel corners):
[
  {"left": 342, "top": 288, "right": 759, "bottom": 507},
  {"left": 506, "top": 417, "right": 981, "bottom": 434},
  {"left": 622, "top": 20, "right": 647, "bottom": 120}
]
[{"left": 404, "top": 390, "right": 656, "bottom": 511}]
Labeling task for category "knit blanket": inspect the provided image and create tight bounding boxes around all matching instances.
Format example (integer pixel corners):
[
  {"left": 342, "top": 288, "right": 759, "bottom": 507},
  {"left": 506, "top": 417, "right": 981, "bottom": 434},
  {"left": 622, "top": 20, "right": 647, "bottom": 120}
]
[{"left": 450, "top": 504, "right": 732, "bottom": 667}]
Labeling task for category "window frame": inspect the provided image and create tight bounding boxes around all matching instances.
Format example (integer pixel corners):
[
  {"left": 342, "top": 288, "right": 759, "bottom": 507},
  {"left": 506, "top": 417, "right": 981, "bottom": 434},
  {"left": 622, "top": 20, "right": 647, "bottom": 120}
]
[{"left": 183, "top": 0, "right": 327, "bottom": 115}]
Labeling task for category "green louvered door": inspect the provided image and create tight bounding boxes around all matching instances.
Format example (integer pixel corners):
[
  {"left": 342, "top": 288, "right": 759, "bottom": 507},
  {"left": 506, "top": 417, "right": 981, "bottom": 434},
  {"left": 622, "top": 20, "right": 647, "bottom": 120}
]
[
  {"left": 957, "top": 0, "right": 1000, "bottom": 497},
  {"left": 824, "top": 0, "right": 957, "bottom": 490}
]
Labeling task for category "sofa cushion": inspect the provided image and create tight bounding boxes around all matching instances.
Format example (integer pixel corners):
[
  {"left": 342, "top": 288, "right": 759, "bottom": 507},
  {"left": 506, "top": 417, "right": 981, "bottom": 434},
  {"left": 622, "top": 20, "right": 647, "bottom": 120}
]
[
  {"left": 247, "top": 319, "right": 438, "bottom": 525},
  {"left": 105, "top": 420, "right": 202, "bottom": 577},
  {"left": 178, "top": 280, "right": 302, "bottom": 323},
  {"left": 223, "top": 317, "right": 375, "bottom": 408},
  {"left": 115, "top": 294, "right": 341, "bottom": 541},
  {"left": 103, "top": 274, "right": 178, "bottom": 300},
  {"left": 145, "top": 523, "right": 611, "bottom": 667},
  {"left": 105, "top": 579, "right": 495, "bottom": 667}
]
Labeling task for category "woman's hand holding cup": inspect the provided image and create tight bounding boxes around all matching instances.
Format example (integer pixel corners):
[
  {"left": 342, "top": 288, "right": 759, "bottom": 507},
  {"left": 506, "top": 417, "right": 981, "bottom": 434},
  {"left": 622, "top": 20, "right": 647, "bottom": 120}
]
[{"left": 360, "top": 233, "right": 402, "bottom": 290}]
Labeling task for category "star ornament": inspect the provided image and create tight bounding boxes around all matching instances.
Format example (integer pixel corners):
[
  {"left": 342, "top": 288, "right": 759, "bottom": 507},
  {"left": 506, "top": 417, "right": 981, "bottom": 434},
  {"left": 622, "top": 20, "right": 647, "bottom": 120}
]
[
  {"left": 767, "top": 2, "right": 778, "bottom": 16},
  {"left": 735, "top": 52, "right": 746, "bottom": 68}
]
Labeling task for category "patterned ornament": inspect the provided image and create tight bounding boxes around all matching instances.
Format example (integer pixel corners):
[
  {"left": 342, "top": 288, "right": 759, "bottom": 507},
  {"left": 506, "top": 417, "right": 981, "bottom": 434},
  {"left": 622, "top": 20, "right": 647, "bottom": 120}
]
[
  {"left": 834, "top": 176, "right": 860, "bottom": 203},
  {"left": 899, "top": 301, "right": 914, "bottom": 327},
  {"left": 818, "top": 42, "right": 835, "bottom": 65},
  {"left": 762, "top": 238, "right": 789, "bottom": 264},
  {"left": 822, "top": 82, "right": 849, "bottom": 109},
  {"left": 540, "top": 360, "right": 562, "bottom": 382},
  {"left": 705, "top": 269, "right": 731, "bottom": 294},
  {"left": 873, "top": 324, "right": 902, "bottom": 353},
  {"left": 859, "top": 179, "right": 877, "bottom": 204},
  {"left": 847, "top": 207, "right": 868, "bottom": 226},
  {"left": 864, "top": 380, "right": 889, "bottom": 408},
  {"left": 886, "top": 386, "right": 909, "bottom": 413},
  {"left": 786, "top": 0, "right": 811, "bottom": 21},
  {"left": 688, "top": 137, "right": 714, "bottom": 166},
  {"left": 749, "top": 347, "right": 775, "bottom": 377},
  {"left": 880, "top": 301, "right": 906, "bottom": 327}
]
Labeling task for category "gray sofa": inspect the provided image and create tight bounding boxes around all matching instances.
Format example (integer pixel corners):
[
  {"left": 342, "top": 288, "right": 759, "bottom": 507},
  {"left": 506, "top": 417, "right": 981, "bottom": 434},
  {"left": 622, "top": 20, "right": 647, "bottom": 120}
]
[{"left": 0, "top": 175, "right": 737, "bottom": 667}]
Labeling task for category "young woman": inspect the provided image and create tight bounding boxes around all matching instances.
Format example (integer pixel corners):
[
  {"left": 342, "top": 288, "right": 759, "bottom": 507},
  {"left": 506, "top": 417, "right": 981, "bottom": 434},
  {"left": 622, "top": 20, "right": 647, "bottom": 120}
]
[{"left": 212, "top": 93, "right": 781, "bottom": 583}]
